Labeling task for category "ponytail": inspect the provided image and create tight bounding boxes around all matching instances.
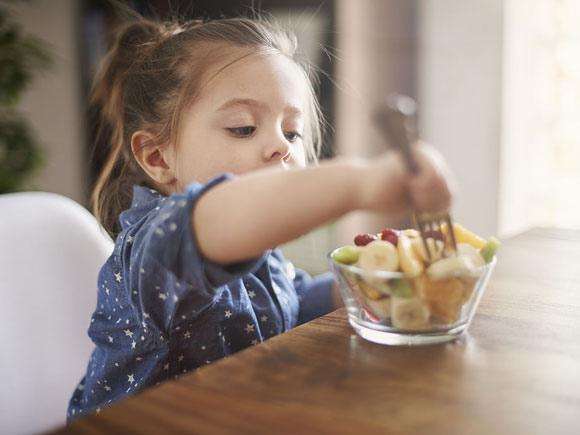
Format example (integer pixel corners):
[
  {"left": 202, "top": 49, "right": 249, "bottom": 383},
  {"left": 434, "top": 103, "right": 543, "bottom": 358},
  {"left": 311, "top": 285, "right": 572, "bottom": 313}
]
[{"left": 90, "top": 20, "right": 162, "bottom": 237}]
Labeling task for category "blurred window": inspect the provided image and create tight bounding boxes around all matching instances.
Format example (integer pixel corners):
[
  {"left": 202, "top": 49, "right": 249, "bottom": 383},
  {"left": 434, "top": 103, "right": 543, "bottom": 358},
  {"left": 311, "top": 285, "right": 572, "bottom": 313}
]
[{"left": 501, "top": 0, "right": 580, "bottom": 234}]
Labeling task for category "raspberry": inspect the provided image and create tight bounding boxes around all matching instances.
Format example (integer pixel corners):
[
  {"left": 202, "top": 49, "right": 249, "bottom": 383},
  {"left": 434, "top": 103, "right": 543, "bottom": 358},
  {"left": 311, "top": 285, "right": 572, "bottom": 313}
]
[
  {"left": 380, "top": 228, "right": 399, "bottom": 246},
  {"left": 354, "top": 233, "right": 377, "bottom": 246}
]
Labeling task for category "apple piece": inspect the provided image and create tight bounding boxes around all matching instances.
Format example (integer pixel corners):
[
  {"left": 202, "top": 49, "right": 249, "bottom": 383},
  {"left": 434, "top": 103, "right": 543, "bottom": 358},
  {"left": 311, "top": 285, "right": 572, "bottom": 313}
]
[
  {"left": 457, "top": 243, "right": 485, "bottom": 268},
  {"left": 365, "top": 297, "right": 392, "bottom": 321}
]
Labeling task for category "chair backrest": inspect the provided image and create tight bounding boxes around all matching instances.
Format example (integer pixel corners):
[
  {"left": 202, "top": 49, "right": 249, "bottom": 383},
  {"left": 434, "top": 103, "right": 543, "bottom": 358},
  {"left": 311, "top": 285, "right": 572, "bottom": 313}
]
[{"left": 0, "top": 192, "right": 114, "bottom": 435}]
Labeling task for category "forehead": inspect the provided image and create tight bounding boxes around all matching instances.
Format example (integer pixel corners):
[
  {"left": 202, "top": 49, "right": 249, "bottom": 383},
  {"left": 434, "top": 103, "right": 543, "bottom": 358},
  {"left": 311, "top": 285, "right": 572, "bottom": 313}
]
[{"left": 198, "top": 51, "right": 309, "bottom": 113}]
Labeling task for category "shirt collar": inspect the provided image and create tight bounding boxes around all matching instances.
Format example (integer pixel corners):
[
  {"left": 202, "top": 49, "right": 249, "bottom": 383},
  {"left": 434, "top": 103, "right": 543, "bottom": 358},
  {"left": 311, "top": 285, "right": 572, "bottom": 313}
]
[
  {"left": 130, "top": 184, "right": 164, "bottom": 208},
  {"left": 118, "top": 185, "right": 165, "bottom": 231}
]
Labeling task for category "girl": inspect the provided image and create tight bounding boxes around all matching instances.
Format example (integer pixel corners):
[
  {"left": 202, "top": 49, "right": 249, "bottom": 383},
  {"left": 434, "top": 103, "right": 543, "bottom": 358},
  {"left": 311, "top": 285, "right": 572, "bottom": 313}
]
[{"left": 68, "top": 15, "right": 453, "bottom": 420}]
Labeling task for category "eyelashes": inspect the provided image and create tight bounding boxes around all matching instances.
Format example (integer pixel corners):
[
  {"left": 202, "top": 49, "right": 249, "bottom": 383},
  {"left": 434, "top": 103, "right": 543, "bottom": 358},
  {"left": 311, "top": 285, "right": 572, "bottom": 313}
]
[
  {"left": 226, "top": 126, "right": 303, "bottom": 142},
  {"left": 283, "top": 131, "right": 302, "bottom": 142},
  {"left": 227, "top": 126, "right": 256, "bottom": 137}
]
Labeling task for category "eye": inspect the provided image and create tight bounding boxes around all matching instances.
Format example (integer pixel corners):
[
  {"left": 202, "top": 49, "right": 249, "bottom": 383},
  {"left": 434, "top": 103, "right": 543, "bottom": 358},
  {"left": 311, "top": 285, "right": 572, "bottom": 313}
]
[
  {"left": 227, "top": 126, "right": 256, "bottom": 138},
  {"left": 284, "top": 131, "right": 303, "bottom": 143}
]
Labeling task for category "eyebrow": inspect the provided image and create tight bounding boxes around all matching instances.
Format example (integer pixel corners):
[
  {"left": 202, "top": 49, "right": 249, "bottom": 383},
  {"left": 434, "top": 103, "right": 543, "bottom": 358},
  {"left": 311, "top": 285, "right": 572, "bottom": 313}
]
[{"left": 216, "top": 98, "right": 303, "bottom": 116}]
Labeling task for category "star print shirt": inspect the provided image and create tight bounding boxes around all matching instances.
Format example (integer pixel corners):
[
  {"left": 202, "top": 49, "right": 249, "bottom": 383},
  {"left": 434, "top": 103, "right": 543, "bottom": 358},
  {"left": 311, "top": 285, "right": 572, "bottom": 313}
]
[{"left": 67, "top": 172, "right": 336, "bottom": 421}]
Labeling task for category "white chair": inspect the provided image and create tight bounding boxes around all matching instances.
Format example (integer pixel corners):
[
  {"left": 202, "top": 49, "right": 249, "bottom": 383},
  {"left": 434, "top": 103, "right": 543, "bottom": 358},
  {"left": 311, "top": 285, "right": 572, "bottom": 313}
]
[{"left": 0, "top": 192, "right": 114, "bottom": 435}]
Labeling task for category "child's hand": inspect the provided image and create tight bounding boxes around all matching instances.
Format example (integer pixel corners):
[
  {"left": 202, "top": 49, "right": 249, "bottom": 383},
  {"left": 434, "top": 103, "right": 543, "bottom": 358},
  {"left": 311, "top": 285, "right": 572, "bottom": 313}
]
[
  {"left": 359, "top": 142, "right": 455, "bottom": 219},
  {"left": 408, "top": 142, "right": 455, "bottom": 213}
]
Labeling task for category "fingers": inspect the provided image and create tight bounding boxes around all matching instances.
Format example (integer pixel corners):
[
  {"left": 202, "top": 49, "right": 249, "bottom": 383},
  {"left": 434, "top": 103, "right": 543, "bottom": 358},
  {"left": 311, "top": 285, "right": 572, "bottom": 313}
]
[
  {"left": 409, "top": 172, "right": 452, "bottom": 213},
  {"left": 408, "top": 142, "right": 455, "bottom": 213}
]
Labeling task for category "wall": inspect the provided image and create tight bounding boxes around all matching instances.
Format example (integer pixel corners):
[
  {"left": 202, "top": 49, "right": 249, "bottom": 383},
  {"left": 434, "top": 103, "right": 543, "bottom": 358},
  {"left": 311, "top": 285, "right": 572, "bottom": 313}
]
[
  {"left": 283, "top": 0, "right": 420, "bottom": 274},
  {"left": 334, "top": 0, "right": 418, "bottom": 245},
  {"left": 417, "top": 0, "right": 503, "bottom": 237},
  {"left": 500, "top": 0, "right": 580, "bottom": 235},
  {"left": 12, "top": 0, "right": 86, "bottom": 205}
]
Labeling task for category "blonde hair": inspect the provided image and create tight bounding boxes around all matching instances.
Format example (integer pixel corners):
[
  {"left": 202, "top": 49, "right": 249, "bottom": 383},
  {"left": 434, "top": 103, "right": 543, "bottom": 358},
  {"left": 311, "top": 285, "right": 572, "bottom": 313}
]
[{"left": 90, "top": 13, "right": 324, "bottom": 238}]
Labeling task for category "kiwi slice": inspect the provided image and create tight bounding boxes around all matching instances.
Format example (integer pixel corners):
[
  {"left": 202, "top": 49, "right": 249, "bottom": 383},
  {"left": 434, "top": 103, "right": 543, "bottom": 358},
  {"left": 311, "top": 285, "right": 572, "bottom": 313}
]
[
  {"left": 331, "top": 246, "right": 360, "bottom": 265},
  {"left": 389, "top": 278, "right": 413, "bottom": 298},
  {"left": 480, "top": 237, "right": 501, "bottom": 263}
]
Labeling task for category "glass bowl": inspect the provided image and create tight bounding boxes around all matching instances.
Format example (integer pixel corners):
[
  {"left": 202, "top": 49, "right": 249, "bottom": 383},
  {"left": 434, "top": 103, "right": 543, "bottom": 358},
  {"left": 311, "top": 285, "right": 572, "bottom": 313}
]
[{"left": 328, "top": 250, "right": 496, "bottom": 345}]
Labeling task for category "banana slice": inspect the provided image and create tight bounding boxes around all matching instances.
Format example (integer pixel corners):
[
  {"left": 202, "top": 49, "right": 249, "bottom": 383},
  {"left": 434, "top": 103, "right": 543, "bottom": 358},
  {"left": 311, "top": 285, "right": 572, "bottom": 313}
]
[
  {"left": 357, "top": 240, "right": 399, "bottom": 272},
  {"left": 402, "top": 229, "right": 420, "bottom": 238},
  {"left": 391, "top": 297, "right": 430, "bottom": 330},
  {"left": 426, "top": 255, "right": 478, "bottom": 280},
  {"left": 411, "top": 236, "right": 445, "bottom": 263},
  {"left": 457, "top": 243, "right": 485, "bottom": 268},
  {"left": 397, "top": 233, "right": 424, "bottom": 278}
]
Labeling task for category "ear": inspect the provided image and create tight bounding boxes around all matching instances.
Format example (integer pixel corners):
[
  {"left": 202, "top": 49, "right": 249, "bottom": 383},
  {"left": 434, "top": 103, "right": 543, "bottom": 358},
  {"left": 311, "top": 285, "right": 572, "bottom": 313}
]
[{"left": 130, "top": 131, "right": 176, "bottom": 186}]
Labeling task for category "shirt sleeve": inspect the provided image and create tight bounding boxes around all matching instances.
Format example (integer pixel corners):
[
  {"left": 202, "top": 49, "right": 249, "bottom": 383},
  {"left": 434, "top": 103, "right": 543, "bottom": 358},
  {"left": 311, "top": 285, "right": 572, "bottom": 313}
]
[
  {"left": 126, "top": 173, "right": 269, "bottom": 329},
  {"left": 293, "top": 267, "right": 337, "bottom": 325}
]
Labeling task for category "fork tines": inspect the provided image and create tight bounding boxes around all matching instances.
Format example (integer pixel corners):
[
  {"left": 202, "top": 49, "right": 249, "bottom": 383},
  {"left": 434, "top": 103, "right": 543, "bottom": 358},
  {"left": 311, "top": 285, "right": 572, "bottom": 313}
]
[
  {"left": 375, "top": 93, "right": 458, "bottom": 263},
  {"left": 414, "top": 212, "right": 458, "bottom": 262}
]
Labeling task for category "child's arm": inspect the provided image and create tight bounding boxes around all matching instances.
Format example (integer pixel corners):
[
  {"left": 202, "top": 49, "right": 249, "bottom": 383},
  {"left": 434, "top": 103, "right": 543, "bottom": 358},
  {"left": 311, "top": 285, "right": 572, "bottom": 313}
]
[{"left": 194, "top": 144, "right": 453, "bottom": 265}]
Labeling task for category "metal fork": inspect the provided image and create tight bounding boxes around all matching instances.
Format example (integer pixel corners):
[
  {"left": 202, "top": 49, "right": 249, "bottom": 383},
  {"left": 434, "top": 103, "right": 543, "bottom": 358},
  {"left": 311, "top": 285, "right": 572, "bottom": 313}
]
[{"left": 374, "top": 94, "right": 457, "bottom": 262}]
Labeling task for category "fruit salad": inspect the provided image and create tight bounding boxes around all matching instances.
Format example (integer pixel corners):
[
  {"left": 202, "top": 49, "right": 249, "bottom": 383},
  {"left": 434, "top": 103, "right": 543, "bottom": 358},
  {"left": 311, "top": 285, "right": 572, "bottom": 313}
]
[{"left": 330, "top": 223, "right": 500, "bottom": 331}]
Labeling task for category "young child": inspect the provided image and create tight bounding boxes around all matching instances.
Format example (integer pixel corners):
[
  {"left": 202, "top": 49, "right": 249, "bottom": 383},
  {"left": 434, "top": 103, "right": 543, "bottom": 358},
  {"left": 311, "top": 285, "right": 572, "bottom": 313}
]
[{"left": 68, "top": 15, "right": 453, "bottom": 420}]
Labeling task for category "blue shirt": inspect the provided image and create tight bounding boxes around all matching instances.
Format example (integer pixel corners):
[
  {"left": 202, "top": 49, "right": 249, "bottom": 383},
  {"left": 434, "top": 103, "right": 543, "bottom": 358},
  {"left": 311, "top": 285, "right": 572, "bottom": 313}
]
[{"left": 67, "top": 173, "right": 335, "bottom": 420}]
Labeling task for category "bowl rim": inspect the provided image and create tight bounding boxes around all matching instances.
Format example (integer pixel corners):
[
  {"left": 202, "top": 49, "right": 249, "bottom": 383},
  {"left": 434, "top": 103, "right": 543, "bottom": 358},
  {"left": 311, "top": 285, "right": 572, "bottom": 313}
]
[{"left": 327, "top": 247, "right": 497, "bottom": 279}]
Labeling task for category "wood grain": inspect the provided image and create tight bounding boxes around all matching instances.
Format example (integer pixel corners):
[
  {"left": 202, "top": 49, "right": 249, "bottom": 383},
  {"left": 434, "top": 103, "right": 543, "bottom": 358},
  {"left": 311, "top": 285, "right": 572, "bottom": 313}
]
[{"left": 52, "top": 228, "right": 580, "bottom": 435}]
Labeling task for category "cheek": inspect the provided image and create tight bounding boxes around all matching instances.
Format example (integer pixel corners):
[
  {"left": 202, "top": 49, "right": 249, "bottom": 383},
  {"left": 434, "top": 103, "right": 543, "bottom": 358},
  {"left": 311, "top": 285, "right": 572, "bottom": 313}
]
[
  {"left": 218, "top": 148, "right": 260, "bottom": 175},
  {"left": 174, "top": 148, "right": 203, "bottom": 185},
  {"left": 176, "top": 140, "right": 255, "bottom": 183}
]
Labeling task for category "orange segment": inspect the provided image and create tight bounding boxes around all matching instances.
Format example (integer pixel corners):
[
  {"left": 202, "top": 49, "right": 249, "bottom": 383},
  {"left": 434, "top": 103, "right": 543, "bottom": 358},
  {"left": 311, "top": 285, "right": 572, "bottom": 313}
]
[
  {"left": 414, "top": 275, "right": 465, "bottom": 323},
  {"left": 358, "top": 280, "right": 384, "bottom": 301}
]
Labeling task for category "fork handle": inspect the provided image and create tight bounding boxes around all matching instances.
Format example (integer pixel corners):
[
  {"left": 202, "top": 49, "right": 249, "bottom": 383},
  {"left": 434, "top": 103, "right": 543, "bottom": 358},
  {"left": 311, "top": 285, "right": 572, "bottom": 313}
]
[{"left": 374, "top": 94, "right": 420, "bottom": 175}]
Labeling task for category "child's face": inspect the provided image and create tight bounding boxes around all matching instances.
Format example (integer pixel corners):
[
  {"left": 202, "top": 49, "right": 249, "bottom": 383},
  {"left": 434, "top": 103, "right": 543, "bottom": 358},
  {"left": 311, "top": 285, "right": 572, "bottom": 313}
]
[{"left": 170, "top": 51, "right": 309, "bottom": 191}]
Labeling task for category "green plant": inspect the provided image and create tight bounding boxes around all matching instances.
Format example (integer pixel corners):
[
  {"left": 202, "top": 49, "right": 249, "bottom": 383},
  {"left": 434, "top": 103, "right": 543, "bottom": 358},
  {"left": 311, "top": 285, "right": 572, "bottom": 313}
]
[{"left": 0, "top": 1, "right": 52, "bottom": 193}]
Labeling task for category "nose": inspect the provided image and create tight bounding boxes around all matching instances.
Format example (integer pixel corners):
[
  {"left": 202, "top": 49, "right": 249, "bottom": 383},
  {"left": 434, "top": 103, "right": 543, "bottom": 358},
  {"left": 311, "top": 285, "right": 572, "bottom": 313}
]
[{"left": 262, "top": 135, "right": 291, "bottom": 163}]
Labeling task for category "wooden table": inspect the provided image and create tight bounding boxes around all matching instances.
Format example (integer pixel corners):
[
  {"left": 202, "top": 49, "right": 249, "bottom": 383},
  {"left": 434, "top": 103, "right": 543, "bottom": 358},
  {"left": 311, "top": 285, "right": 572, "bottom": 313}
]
[{"left": 55, "top": 228, "right": 580, "bottom": 435}]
